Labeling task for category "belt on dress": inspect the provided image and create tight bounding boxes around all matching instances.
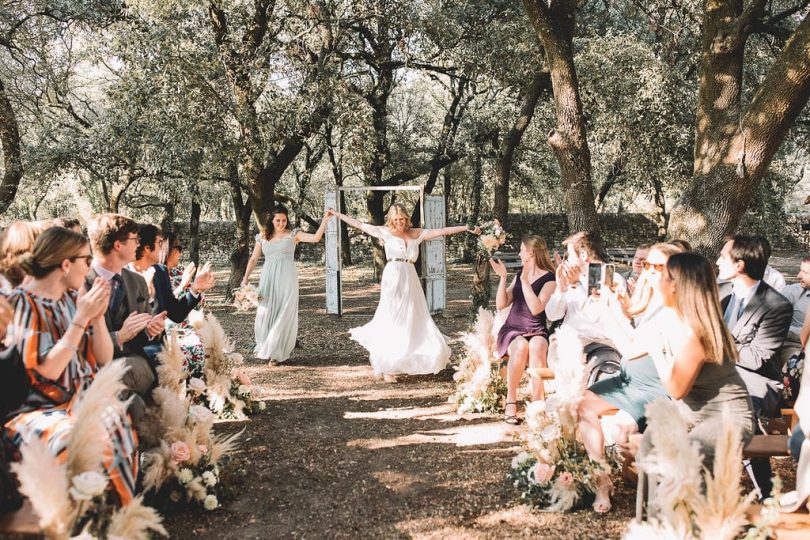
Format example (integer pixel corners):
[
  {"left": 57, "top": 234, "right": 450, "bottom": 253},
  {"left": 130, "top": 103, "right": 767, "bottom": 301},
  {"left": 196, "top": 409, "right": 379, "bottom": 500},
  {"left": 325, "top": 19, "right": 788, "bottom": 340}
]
[{"left": 388, "top": 258, "right": 415, "bottom": 263}]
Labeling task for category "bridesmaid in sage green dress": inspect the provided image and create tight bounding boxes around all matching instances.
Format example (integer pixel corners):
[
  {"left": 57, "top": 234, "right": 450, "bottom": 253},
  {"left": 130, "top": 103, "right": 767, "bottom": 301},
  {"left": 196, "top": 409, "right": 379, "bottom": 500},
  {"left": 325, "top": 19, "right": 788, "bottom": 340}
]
[{"left": 242, "top": 206, "right": 331, "bottom": 365}]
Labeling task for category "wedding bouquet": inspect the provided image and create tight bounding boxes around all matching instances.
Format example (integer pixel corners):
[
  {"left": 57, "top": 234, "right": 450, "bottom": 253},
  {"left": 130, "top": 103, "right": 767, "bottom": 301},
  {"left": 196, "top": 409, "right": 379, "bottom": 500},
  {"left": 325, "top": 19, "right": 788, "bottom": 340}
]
[
  {"left": 164, "top": 442, "right": 223, "bottom": 512},
  {"left": 477, "top": 219, "right": 507, "bottom": 255},
  {"left": 450, "top": 308, "right": 507, "bottom": 414},
  {"left": 233, "top": 283, "right": 260, "bottom": 311}
]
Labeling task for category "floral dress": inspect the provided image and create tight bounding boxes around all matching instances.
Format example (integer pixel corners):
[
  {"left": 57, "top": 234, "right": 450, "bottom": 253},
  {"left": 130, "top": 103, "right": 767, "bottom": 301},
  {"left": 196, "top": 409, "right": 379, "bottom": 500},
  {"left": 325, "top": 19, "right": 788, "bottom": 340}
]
[
  {"left": 2, "top": 289, "right": 139, "bottom": 505},
  {"left": 167, "top": 265, "right": 206, "bottom": 378}
]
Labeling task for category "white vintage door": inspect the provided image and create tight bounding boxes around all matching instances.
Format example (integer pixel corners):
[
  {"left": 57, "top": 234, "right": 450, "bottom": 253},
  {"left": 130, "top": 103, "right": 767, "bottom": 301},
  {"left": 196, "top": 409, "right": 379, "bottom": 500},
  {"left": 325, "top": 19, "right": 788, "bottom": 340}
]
[
  {"left": 422, "top": 194, "right": 446, "bottom": 313},
  {"left": 324, "top": 191, "right": 342, "bottom": 315}
]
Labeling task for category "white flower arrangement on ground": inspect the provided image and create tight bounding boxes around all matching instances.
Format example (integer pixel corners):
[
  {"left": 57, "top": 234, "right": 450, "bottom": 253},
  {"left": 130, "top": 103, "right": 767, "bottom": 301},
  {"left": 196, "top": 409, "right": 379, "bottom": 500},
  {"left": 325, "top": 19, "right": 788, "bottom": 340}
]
[
  {"left": 449, "top": 308, "right": 507, "bottom": 414},
  {"left": 477, "top": 219, "right": 507, "bottom": 255},
  {"left": 233, "top": 283, "right": 260, "bottom": 311},
  {"left": 623, "top": 400, "right": 768, "bottom": 540},
  {"left": 141, "top": 331, "right": 241, "bottom": 512},
  {"left": 508, "top": 326, "right": 606, "bottom": 511},
  {"left": 12, "top": 362, "right": 167, "bottom": 539}
]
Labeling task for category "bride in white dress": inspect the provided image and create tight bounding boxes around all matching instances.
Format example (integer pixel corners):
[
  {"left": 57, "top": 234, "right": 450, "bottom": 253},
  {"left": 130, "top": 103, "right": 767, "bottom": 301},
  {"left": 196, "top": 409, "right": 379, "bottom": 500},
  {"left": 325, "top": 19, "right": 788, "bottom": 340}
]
[{"left": 328, "top": 204, "right": 479, "bottom": 382}]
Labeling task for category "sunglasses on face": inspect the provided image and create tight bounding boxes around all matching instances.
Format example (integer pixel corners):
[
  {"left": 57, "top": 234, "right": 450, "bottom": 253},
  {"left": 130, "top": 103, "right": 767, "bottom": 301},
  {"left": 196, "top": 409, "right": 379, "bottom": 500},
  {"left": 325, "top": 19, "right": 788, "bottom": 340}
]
[
  {"left": 70, "top": 254, "right": 93, "bottom": 265},
  {"left": 643, "top": 261, "right": 665, "bottom": 272}
]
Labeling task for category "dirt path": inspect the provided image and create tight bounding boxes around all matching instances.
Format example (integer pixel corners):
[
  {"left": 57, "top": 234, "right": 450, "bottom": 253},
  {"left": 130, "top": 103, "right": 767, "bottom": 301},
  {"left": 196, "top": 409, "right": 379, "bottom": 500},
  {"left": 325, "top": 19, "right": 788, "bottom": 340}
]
[{"left": 157, "top": 263, "right": 648, "bottom": 539}]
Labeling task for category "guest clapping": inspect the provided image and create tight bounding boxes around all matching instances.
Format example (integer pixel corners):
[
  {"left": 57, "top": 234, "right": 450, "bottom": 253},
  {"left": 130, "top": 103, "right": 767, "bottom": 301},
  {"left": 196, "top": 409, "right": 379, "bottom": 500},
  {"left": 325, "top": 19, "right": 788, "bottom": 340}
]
[{"left": 490, "top": 236, "right": 556, "bottom": 424}]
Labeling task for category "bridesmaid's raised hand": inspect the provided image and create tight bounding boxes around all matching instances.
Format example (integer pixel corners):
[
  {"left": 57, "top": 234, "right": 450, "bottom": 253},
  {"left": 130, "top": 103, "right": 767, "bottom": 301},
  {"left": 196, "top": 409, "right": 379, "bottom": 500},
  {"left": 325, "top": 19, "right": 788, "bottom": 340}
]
[{"left": 489, "top": 258, "right": 507, "bottom": 279}]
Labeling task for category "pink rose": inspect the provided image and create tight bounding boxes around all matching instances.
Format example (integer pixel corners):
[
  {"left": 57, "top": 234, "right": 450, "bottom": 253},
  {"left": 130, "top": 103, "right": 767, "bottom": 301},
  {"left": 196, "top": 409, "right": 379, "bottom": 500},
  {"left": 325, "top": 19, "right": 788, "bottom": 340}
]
[
  {"left": 530, "top": 462, "right": 555, "bottom": 485},
  {"left": 558, "top": 471, "right": 574, "bottom": 487},
  {"left": 170, "top": 441, "right": 191, "bottom": 464}
]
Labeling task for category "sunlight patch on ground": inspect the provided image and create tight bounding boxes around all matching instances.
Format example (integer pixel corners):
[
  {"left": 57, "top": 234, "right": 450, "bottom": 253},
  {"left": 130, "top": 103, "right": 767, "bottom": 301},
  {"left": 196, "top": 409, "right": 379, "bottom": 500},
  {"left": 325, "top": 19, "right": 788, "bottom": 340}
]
[
  {"left": 395, "top": 517, "right": 485, "bottom": 539},
  {"left": 347, "top": 421, "right": 518, "bottom": 449},
  {"left": 472, "top": 505, "right": 560, "bottom": 528},
  {"left": 343, "top": 403, "right": 460, "bottom": 421},
  {"left": 371, "top": 470, "right": 422, "bottom": 494}
]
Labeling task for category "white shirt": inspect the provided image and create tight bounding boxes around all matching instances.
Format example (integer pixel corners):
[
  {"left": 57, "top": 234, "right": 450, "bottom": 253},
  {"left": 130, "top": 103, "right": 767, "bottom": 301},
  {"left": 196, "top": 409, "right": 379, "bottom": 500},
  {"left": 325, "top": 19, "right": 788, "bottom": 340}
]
[
  {"left": 725, "top": 280, "right": 760, "bottom": 328},
  {"left": 91, "top": 260, "right": 122, "bottom": 282},
  {"left": 545, "top": 264, "right": 627, "bottom": 345},
  {"left": 781, "top": 283, "right": 810, "bottom": 335},
  {"left": 763, "top": 265, "right": 786, "bottom": 293}
]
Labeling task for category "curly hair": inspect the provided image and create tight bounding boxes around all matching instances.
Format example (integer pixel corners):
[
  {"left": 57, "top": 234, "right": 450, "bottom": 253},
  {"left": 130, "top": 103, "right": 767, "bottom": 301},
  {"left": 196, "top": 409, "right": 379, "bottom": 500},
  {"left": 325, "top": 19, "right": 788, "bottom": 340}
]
[{"left": 87, "top": 213, "right": 139, "bottom": 255}]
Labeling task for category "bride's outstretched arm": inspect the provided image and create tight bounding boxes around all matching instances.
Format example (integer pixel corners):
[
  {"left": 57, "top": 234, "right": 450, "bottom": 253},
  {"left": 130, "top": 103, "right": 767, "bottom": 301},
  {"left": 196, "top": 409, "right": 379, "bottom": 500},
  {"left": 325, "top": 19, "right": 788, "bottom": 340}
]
[
  {"left": 295, "top": 213, "right": 332, "bottom": 243},
  {"left": 327, "top": 209, "right": 383, "bottom": 239},
  {"left": 422, "top": 225, "right": 480, "bottom": 241}
]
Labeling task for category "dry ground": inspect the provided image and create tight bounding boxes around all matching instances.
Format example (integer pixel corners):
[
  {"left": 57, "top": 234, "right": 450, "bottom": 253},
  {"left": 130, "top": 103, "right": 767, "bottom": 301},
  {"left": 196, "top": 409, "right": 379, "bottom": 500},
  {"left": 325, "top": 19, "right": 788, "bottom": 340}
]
[{"left": 161, "top": 255, "right": 800, "bottom": 540}]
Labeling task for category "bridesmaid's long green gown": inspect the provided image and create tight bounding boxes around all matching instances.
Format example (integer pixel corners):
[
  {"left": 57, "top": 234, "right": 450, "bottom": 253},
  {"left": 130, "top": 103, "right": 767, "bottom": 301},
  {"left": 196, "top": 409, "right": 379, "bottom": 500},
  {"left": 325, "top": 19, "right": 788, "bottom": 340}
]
[{"left": 254, "top": 232, "right": 298, "bottom": 362}]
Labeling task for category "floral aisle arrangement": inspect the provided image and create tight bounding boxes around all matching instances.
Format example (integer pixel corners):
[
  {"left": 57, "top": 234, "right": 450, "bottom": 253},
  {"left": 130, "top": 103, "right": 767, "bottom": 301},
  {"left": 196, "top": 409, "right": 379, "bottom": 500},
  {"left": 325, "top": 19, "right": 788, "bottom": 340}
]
[
  {"left": 141, "top": 333, "right": 241, "bottom": 512},
  {"left": 232, "top": 283, "right": 260, "bottom": 311},
  {"left": 508, "top": 327, "right": 606, "bottom": 511},
  {"left": 623, "top": 401, "right": 768, "bottom": 540},
  {"left": 12, "top": 362, "right": 166, "bottom": 539},
  {"left": 477, "top": 219, "right": 507, "bottom": 256},
  {"left": 194, "top": 313, "right": 265, "bottom": 419},
  {"left": 450, "top": 308, "right": 507, "bottom": 414}
]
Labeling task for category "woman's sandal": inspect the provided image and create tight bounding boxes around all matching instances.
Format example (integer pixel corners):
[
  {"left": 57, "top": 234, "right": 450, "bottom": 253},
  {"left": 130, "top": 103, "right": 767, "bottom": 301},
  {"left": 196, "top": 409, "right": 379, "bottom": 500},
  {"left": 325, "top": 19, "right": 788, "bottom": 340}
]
[{"left": 504, "top": 402, "right": 520, "bottom": 425}]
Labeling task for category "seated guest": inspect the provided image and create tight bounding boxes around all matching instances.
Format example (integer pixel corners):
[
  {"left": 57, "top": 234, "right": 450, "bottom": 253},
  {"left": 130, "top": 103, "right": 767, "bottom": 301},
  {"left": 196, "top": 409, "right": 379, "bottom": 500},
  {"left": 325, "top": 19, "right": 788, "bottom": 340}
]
[
  {"left": 669, "top": 239, "right": 692, "bottom": 252},
  {"left": 577, "top": 242, "right": 682, "bottom": 512},
  {"left": 717, "top": 234, "right": 791, "bottom": 498},
  {"left": 133, "top": 224, "right": 214, "bottom": 323},
  {"left": 2, "top": 227, "right": 139, "bottom": 504},
  {"left": 0, "top": 221, "right": 49, "bottom": 293},
  {"left": 754, "top": 235, "right": 787, "bottom": 293},
  {"left": 51, "top": 217, "right": 83, "bottom": 234},
  {"left": 490, "top": 235, "right": 556, "bottom": 423},
  {"left": 620, "top": 243, "right": 649, "bottom": 295},
  {"left": 777, "top": 255, "right": 810, "bottom": 366},
  {"left": 545, "top": 231, "right": 627, "bottom": 385},
  {"left": 85, "top": 214, "right": 166, "bottom": 425},
  {"left": 0, "top": 296, "right": 27, "bottom": 421},
  {"left": 160, "top": 232, "right": 207, "bottom": 376}
]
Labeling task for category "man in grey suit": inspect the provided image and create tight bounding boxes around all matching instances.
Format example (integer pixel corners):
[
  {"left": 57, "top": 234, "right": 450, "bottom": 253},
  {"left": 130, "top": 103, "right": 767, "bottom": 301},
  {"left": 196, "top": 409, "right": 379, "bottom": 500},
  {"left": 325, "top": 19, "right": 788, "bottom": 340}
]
[
  {"left": 717, "top": 235, "right": 792, "bottom": 498},
  {"left": 86, "top": 214, "right": 167, "bottom": 426}
]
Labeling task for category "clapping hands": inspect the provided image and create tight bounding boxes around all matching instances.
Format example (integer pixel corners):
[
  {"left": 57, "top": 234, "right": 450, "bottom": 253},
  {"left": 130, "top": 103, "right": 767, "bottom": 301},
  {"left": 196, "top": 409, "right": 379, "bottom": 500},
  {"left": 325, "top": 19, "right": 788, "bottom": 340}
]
[
  {"left": 76, "top": 278, "right": 111, "bottom": 326},
  {"left": 191, "top": 262, "right": 215, "bottom": 294},
  {"left": 489, "top": 258, "right": 508, "bottom": 279}
]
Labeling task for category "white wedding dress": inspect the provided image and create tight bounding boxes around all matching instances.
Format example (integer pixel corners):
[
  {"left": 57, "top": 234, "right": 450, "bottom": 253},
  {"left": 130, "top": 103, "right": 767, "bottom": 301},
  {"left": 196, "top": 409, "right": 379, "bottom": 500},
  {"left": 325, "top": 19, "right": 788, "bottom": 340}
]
[{"left": 350, "top": 225, "right": 451, "bottom": 376}]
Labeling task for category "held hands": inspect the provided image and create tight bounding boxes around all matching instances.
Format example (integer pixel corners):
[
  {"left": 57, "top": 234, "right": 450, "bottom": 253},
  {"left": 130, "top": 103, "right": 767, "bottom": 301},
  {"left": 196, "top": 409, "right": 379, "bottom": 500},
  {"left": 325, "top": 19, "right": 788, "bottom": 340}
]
[
  {"left": 180, "top": 262, "right": 197, "bottom": 291},
  {"left": 191, "top": 262, "right": 215, "bottom": 294},
  {"left": 489, "top": 258, "right": 508, "bottom": 279},
  {"left": 146, "top": 311, "right": 167, "bottom": 338},
  {"left": 76, "top": 278, "right": 111, "bottom": 327},
  {"left": 118, "top": 312, "right": 153, "bottom": 344}
]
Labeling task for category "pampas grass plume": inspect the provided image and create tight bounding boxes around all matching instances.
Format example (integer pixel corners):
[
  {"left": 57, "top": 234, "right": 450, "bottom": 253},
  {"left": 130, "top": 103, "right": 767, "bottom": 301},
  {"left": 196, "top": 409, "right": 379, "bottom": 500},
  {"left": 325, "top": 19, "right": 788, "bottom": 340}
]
[
  {"left": 156, "top": 329, "right": 186, "bottom": 396},
  {"left": 107, "top": 495, "right": 168, "bottom": 539},
  {"left": 66, "top": 360, "right": 128, "bottom": 480},
  {"left": 142, "top": 443, "right": 175, "bottom": 493},
  {"left": 11, "top": 438, "right": 73, "bottom": 539},
  {"left": 209, "top": 429, "right": 242, "bottom": 465}
]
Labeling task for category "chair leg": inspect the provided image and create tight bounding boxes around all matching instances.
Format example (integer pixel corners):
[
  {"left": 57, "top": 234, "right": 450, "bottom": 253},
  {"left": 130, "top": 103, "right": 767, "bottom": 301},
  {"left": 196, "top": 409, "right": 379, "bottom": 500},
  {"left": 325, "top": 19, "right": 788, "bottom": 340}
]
[
  {"left": 743, "top": 458, "right": 763, "bottom": 501},
  {"left": 635, "top": 469, "right": 646, "bottom": 521}
]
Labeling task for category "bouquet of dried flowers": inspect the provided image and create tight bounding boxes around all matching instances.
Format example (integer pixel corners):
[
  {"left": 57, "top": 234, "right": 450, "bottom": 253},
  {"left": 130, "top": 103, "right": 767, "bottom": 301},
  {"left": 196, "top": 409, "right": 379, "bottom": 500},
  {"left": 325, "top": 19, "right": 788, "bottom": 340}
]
[
  {"left": 477, "top": 219, "right": 507, "bottom": 255},
  {"left": 233, "top": 283, "right": 260, "bottom": 311},
  {"left": 450, "top": 308, "right": 507, "bottom": 414}
]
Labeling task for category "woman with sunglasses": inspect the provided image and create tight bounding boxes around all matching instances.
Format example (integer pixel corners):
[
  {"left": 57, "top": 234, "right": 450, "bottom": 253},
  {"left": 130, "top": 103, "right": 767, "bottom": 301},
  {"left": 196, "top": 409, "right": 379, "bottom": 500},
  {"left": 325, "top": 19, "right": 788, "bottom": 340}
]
[
  {"left": 2, "top": 227, "right": 140, "bottom": 505},
  {"left": 576, "top": 242, "right": 683, "bottom": 513},
  {"left": 158, "top": 231, "right": 208, "bottom": 377}
]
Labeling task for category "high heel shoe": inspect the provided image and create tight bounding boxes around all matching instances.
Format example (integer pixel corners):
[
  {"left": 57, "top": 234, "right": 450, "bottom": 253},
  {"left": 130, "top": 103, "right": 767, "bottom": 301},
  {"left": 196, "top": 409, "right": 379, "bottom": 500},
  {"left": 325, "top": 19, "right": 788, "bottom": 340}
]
[{"left": 504, "top": 402, "right": 520, "bottom": 425}]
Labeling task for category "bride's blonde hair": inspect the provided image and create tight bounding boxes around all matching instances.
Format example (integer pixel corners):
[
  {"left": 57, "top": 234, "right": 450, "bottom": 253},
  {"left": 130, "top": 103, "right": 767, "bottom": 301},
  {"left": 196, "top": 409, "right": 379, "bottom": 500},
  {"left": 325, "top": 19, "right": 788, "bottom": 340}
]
[{"left": 385, "top": 203, "right": 411, "bottom": 230}]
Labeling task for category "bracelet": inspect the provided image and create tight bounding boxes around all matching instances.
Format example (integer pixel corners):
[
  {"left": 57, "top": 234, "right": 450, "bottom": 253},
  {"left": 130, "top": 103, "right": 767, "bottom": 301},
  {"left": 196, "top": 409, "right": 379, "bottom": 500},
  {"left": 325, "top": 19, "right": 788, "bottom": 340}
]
[{"left": 70, "top": 320, "right": 87, "bottom": 331}]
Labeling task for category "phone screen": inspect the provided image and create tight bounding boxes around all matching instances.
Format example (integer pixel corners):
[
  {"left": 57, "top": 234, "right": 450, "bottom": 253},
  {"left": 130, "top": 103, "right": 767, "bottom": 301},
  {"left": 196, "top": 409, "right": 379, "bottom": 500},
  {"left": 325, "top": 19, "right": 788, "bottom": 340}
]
[
  {"left": 587, "top": 263, "right": 602, "bottom": 294},
  {"left": 603, "top": 264, "right": 615, "bottom": 290}
]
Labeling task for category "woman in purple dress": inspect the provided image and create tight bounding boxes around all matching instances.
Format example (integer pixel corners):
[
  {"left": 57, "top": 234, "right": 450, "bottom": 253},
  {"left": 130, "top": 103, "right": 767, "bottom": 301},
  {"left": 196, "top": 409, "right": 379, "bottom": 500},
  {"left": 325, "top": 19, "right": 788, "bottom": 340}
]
[{"left": 490, "top": 235, "right": 556, "bottom": 424}]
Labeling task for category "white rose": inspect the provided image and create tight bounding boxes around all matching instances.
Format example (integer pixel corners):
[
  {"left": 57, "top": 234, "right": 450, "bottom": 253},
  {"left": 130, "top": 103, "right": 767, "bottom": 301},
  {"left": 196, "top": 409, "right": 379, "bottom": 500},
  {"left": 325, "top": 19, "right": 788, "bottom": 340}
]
[
  {"left": 188, "top": 377, "right": 207, "bottom": 394},
  {"left": 257, "top": 401, "right": 266, "bottom": 411},
  {"left": 237, "top": 384, "right": 251, "bottom": 397},
  {"left": 189, "top": 404, "right": 215, "bottom": 425},
  {"left": 203, "top": 494, "right": 219, "bottom": 511},
  {"left": 178, "top": 468, "right": 194, "bottom": 484},
  {"left": 69, "top": 471, "right": 108, "bottom": 501},
  {"left": 202, "top": 470, "right": 218, "bottom": 487},
  {"left": 510, "top": 451, "right": 532, "bottom": 469}
]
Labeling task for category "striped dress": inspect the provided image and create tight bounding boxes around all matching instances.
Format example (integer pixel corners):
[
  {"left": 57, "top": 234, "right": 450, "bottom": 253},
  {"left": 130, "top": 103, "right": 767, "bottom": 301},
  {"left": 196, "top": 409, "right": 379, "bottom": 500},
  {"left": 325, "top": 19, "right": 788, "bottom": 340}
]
[{"left": 2, "top": 288, "right": 139, "bottom": 505}]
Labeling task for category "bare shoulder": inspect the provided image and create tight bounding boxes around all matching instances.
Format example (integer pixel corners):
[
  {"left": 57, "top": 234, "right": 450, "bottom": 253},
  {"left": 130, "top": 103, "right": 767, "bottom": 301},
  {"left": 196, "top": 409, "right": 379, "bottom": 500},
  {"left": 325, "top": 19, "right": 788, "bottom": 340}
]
[{"left": 409, "top": 228, "right": 424, "bottom": 239}]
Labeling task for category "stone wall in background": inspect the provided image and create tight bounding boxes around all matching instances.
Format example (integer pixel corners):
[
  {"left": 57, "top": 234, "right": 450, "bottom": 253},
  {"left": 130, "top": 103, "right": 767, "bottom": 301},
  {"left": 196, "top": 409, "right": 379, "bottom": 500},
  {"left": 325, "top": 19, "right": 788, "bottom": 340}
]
[{"left": 174, "top": 212, "right": 810, "bottom": 267}]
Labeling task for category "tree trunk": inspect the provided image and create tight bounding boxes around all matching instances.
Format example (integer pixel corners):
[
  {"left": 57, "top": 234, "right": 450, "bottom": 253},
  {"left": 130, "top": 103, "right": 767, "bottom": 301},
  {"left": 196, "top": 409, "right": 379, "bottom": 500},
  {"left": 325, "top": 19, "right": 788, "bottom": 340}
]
[
  {"left": 462, "top": 150, "right": 483, "bottom": 263},
  {"left": 226, "top": 169, "right": 253, "bottom": 301},
  {"left": 443, "top": 168, "right": 452, "bottom": 223},
  {"left": 522, "top": 0, "right": 599, "bottom": 234},
  {"left": 470, "top": 253, "right": 492, "bottom": 318},
  {"left": 493, "top": 68, "right": 549, "bottom": 227},
  {"left": 0, "top": 76, "right": 23, "bottom": 214},
  {"left": 161, "top": 201, "right": 175, "bottom": 232},
  {"left": 668, "top": 5, "right": 810, "bottom": 253},
  {"left": 189, "top": 197, "right": 202, "bottom": 266}
]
